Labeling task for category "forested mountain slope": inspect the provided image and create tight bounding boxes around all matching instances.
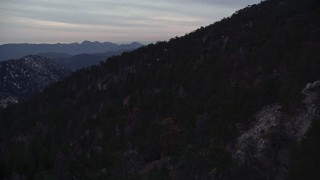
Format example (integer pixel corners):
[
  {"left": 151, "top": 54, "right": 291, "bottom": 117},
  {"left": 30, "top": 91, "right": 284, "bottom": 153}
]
[
  {"left": 0, "top": 55, "right": 70, "bottom": 108},
  {"left": 1, "top": 0, "right": 320, "bottom": 179}
]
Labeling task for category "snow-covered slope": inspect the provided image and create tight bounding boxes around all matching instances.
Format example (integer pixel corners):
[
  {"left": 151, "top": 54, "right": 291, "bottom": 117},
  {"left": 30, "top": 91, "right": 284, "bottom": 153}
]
[{"left": 0, "top": 55, "right": 70, "bottom": 108}]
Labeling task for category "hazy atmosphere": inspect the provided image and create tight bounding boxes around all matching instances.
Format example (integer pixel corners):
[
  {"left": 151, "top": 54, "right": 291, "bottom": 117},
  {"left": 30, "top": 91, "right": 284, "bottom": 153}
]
[{"left": 0, "top": 0, "right": 260, "bottom": 44}]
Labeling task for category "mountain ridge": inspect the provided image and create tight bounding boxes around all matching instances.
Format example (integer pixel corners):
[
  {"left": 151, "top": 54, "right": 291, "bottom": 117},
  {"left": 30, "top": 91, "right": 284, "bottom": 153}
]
[
  {"left": 42, "top": 49, "right": 141, "bottom": 71},
  {"left": 0, "top": 41, "right": 143, "bottom": 61}
]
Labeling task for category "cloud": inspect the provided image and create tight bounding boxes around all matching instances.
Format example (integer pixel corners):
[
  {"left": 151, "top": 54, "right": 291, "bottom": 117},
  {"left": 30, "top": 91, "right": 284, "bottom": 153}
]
[{"left": 0, "top": 0, "right": 260, "bottom": 44}]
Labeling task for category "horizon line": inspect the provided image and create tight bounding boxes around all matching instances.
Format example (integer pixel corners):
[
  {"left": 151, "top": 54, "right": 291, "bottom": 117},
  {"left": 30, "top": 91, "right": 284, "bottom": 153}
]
[{"left": 0, "top": 40, "right": 153, "bottom": 46}]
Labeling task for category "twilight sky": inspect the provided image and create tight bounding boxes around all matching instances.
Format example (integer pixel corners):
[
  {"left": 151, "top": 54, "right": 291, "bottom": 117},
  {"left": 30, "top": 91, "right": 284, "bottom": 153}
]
[{"left": 0, "top": 0, "right": 260, "bottom": 44}]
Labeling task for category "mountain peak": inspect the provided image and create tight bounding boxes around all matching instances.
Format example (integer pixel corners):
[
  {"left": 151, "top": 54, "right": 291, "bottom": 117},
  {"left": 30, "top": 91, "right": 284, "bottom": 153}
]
[{"left": 81, "top": 40, "right": 93, "bottom": 44}]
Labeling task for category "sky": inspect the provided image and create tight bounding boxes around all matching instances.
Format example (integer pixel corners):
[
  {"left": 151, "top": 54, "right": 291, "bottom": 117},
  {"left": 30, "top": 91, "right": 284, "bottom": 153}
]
[{"left": 0, "top": 0, "right": 261, "bottom": 44}]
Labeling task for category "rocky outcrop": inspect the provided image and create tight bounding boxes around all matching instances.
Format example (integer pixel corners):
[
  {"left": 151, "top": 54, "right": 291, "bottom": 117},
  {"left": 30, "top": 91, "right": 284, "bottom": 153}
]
[
  {"left": 231, "top": 80, "right": 320, "bottom": 179},
  {"left": 0, "top": 95, "right": 19, "bottom": 108}
]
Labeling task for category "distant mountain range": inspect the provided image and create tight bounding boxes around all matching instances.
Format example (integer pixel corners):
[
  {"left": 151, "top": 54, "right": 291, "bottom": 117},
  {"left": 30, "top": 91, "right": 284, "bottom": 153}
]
[
  {"left": 0, "top": 41, "right": 143, "bottom": 61},
  {"left": 39, "top": 49, "right": 136, "bottom": 71},
  {"left": 0, "top": 55, "right": 70, "bottom": 107}
]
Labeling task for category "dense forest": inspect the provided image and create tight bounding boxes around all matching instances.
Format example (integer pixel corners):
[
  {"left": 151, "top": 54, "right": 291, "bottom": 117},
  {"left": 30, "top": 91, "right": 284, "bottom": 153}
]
[{"left": 1, "top": 0, "right": 320, "bottom": 179}]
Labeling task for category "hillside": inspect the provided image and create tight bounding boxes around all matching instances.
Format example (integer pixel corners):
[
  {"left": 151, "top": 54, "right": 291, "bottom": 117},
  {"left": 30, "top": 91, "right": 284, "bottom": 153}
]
[
  {"left": 0, "top": 55, "right": 70, "bottom": 108},
  {"left": 0, "top": 41, "right": 143, "bottom": 61},
  {"left": 1, "top": 0, "right": 320, "bottom": 179}
]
